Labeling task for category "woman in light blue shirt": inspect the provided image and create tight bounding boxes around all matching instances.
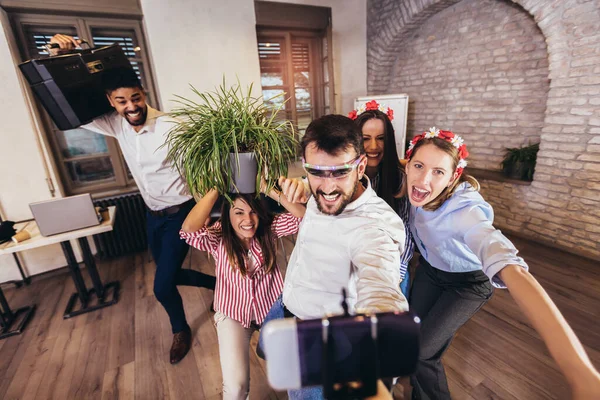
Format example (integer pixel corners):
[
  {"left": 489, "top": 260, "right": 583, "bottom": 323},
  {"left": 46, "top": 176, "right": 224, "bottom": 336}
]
[{"left": 403, "top": 128, "right": 600, "bottom": 400}]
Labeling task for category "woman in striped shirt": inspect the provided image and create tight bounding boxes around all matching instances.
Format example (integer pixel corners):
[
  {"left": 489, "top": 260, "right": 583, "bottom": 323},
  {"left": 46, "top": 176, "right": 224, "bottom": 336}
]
[
  {"left": 351, "top": 103, "right": 415, "bottom": 298},
  {"left": 180, "top": 184, "right": 305, "bottom": 400}
]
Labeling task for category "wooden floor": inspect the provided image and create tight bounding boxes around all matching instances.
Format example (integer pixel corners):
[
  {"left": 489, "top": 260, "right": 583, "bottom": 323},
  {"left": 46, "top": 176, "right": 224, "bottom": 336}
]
[{"left": 0, "top": 235, "right": 598, "bottom": 400}]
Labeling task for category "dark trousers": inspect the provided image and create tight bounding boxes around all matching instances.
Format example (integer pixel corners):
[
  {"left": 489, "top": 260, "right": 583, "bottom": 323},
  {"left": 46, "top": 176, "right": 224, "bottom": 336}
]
[
  {"left": 409, "top": 257, "right": 493, "bottom": 400},
  {"left": 147, "top": 200, "right": 216, "bottom": 334}
]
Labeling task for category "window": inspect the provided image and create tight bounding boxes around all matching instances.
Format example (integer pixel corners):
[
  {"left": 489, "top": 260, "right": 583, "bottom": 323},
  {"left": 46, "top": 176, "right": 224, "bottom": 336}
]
[
  {"left": 10, "top": 14, "right": 157, "bottom": 196},
  {"left": 255, "top": 2, "right": 334, "bottom": 143}
]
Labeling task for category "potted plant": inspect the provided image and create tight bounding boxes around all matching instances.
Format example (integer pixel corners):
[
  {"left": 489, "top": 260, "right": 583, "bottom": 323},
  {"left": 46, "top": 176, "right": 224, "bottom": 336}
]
[
  {"left": 165, "top": 79, "right": 297, "bottom": 202},
  {"left": 500, "top": 142, "right": 540, "bottom": 181}
]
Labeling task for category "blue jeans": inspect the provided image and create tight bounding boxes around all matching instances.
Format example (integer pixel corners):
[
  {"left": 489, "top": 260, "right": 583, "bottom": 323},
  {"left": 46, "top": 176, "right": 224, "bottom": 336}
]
[
  {"left": 401, "top": 268, "right": 411, "bottom": 300},
  {"left": 147, "top": 200, "right": 216, "bottom": 333},
  {"left": 259, "top": 296, "right": 325, "bottom": 400}
]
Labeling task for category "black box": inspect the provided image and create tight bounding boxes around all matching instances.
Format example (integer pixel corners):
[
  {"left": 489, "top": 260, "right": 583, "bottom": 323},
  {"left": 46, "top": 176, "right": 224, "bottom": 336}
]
[{"left": 19, "top": 44, "right": 132, "bottom": 130}]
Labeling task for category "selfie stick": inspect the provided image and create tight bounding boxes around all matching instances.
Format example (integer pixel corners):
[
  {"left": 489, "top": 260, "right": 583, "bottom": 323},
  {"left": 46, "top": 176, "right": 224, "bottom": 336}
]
[{"left": 321, "top": 289, "right": 379, "bottom": 399}]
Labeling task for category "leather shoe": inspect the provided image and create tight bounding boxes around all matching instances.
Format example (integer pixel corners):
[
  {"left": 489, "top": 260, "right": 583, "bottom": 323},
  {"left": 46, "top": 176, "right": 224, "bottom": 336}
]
[{"left": 170, "top": 328, "right": 192, "bottom": 364}]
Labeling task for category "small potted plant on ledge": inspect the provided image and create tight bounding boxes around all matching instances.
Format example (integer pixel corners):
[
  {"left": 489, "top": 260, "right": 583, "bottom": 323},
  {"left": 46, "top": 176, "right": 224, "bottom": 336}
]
[
  {"left": 500, "top": 142, "right": 540, "bottom": 181},
  {"left": 165, "top": 79, "right": 296, "bottom": 201}
]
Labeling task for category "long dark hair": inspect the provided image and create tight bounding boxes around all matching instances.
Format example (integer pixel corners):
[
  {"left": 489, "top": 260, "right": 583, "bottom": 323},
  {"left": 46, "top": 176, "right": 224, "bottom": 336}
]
[
  {"left": 355, "top": 110, "right": 402, "bottom": 207},
  {"left": 220, "top": 193, "right": 277, "bottom": 276}
]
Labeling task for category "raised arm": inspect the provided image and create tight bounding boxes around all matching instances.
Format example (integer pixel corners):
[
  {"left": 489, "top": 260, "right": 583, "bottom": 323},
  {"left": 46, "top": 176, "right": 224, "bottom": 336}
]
[
  {"left": 460, "top": 204, "right": 600, "bottom": 398},
  {"left": 181, "top": 189, "right": 218, "bottom": 233},
  {"left": 262, "top": 177, "right": 307, "bottom": 218},
  {"left": 49, "top": 34, "right": 82, "bottom": 55},
  {"left": 500, "top": 265, "right": 600, "bottom": 399},
  {"left": 278, "top": 176, "right": 310, "bottom": 204}
]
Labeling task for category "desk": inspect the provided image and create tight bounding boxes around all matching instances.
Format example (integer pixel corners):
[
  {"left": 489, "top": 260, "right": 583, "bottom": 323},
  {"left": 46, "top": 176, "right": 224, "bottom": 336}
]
[{"left": 0, "top": 206, "right": 120, "bottom": 330}]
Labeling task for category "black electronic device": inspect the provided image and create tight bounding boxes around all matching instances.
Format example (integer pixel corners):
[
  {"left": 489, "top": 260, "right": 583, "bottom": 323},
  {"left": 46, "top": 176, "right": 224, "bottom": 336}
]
[
  {"left": 18, "top": 44, "right": 133, "bottom": 130},
  {"left": 261, "top": 290, "right": 420, "bottom": 398}
]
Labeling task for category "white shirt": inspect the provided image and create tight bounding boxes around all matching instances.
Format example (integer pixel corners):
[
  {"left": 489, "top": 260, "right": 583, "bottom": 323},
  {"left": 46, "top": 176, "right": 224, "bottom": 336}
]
[
  {"left": 282, "top": 179, "right": 409, "bottom": 320},
  {"left": 83, "top": 106, "right": 191, "bottom": 210}
]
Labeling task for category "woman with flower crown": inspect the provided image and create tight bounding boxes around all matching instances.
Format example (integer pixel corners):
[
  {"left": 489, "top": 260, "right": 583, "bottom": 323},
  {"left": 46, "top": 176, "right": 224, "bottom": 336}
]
[
  {"left": 349, "top": 100, "right": 414, "bottom": 298},
  {"left": 402, "top": 128, "right": 600, "bottom": 400}
]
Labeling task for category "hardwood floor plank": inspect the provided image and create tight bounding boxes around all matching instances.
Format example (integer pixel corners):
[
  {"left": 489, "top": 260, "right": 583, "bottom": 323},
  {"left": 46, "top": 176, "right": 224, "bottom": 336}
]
[
  {"left": 0, "top": 322, "right": 39, "bottom": 399},
  {"left": 36, "top": 325, "right": 86, "bottom": 400},
  {"left": 134, "top": 294, "right": 172, "bottom": 400},
  {"left": 101, "top": 361, "right": 135, "bottom": 400},
  {"left": 3, "top": 335, "right": 57, "bottom": 400},
  {"left": 106, "top": 257, "right": 137, "bottom": 371},
  {"left": 67, "top": 317, "right": 111, "bottom": 400}
]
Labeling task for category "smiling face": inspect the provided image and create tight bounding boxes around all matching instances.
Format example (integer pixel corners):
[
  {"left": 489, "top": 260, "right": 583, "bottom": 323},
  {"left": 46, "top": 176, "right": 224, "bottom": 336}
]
[
  {"left": 304, "top": 143, "right": 367, "bottom": 216},
  {"left": 405, "top": 143, "right": 459, "bottom": 207},
  {"left": 107, "top": 87, "right": 148, "bottom": 129},
  {"left": 362, "top": 118, "right": 385, "bottom": 168},
  {"left": 228, "top": 198, "right": 260, "bottom": 242}
]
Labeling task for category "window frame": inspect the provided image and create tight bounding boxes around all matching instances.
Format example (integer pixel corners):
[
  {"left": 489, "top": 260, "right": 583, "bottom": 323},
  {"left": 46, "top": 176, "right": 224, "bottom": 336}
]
[
  {"left": 9, "top": 12, "right": 158, "bottom": 196},
  {"left": 257, "top": 27, "right": 334, "bottom": 139}
]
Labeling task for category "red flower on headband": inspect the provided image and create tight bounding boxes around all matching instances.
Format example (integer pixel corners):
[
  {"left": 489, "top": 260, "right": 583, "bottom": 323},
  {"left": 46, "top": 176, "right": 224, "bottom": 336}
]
[
  {"left": 348, "top": 110, "right": 357, "bottom": 120},
  {"left": 387, "top": 108, "right": 394, "bottom": 121},
  {"left": 365, "top": 100, "right": 379, "bottom": 111},
  {"left": 405, "top": 128, "right": 469, "bottom": 176},
  {"left": 438, "top": 130, "right": 454, "bottom": 140}
]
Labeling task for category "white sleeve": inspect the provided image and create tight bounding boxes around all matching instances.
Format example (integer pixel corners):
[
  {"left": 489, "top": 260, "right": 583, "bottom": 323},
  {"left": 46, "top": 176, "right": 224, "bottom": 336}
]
[
  {"left": 350, "top": 225, "right": 408, "bottom": 314},
  {"left": 80, "top": 112, "right": 118, "bottom": 137}
]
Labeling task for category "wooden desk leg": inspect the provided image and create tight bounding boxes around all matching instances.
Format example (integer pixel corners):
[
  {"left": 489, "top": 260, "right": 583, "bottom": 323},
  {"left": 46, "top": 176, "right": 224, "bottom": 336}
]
[{"left": 0, "top": 286, "right": 35, "bottom": 340}]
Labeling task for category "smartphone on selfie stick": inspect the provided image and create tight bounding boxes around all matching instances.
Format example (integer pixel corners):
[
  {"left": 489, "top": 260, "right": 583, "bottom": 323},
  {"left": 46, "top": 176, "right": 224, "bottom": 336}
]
[{"left": 262, "top": 290, "right": 420, "bottom": 399}]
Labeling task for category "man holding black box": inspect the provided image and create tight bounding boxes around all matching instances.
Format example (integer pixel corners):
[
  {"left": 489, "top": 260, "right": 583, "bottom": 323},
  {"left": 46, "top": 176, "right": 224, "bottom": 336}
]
[{"left": 48, "top": 34, "right": 216, "bottom": 365}]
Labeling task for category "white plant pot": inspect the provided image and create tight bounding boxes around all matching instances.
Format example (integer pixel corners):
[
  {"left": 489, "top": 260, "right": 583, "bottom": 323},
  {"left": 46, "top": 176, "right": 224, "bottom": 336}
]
[{"left": 229, "top": 152, "right": 258, "bottom": 194}]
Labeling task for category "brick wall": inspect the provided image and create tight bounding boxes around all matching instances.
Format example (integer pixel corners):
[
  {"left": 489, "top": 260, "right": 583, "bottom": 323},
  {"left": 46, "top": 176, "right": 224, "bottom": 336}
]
[
  {"left": 368, "top": 0, "right": 600, "bottom": 261},
  {"left": 388, "top": 0, "right": 548, "bottom": 170}
]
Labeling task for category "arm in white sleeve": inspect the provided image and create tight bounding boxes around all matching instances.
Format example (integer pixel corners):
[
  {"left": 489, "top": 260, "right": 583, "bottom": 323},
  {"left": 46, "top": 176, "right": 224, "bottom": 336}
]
[
  {"left": 80, "top": 112, "right": 118, "bottom": 137},
  {"left": 350, "top": 226, "right": 408, "bottom": 313}
]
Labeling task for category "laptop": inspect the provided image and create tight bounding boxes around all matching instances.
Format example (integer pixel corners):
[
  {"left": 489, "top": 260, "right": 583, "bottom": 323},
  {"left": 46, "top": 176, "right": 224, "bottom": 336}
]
[{"left": 29, "top": 194, "right": 101, "bottom": 237}]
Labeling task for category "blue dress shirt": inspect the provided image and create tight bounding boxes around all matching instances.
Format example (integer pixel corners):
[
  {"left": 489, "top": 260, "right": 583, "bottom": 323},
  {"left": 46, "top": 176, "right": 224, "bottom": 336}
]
[{"left": 409, "top": 182, "right": 528, "bottom": 288}]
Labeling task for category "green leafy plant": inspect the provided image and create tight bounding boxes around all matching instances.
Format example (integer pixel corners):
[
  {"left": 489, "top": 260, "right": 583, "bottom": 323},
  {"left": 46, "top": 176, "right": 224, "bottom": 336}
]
[
  {"left": 165, "top": 78, "right": 297, "bottom": 201},
  {"left": 501, "top": 142, "right": 540, "bottom": 181}
]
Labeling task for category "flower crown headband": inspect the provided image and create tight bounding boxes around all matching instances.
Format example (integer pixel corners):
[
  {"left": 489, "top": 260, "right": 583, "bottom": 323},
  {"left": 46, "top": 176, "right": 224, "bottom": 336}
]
[
  {"left": 405, "top": 127, "right": 469, "bottom": 175},
  {"left": 348, "top": 100, "right": 394, "bottom": 121}
]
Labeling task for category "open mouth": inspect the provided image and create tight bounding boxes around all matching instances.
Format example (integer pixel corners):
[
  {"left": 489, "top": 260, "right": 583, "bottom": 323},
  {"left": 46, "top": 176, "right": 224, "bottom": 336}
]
[
  {"left": 366, "top": 152, "right": 381, "bottom": 159},
  {"left": 240, "top": 224, "right": 255, "bottom": 232},
  {"left": 411, "top": 186, "right": 430, "bottom": 203},
  {"left": 320, "top": 192, "right": 340, "bottom": 203},
  {"left": 126, "top": 109, "right": 142, "bottom": 118}
]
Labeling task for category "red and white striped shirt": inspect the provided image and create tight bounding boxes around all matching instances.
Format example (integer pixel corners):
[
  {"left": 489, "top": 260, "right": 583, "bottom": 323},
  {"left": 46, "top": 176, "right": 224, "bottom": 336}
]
[{"left": 180, "top": 213, "right": 301, "bottom": 328}]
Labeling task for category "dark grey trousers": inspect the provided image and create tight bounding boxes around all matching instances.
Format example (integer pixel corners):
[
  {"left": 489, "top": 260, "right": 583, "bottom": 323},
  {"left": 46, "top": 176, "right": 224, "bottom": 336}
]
[{"left": 410, "top": 257, "right": 493, "bottom": 400}]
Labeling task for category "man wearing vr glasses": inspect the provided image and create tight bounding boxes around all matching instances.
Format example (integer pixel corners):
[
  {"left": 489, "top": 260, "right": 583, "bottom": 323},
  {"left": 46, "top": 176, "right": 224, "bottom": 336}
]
[
  {"left": 265, "top": 114, "right": 408, "bottom": 398},
  {"left": 282, "top": 113, "right": 408, "bottom": 318}
]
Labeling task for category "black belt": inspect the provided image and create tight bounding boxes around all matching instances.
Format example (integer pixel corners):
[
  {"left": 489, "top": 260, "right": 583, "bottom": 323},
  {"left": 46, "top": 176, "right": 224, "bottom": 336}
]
[
  {"left": 282, "top": 304, "right": 296, "bottom": 319},
  {"left": 148, "top": 198, "right": 194, "bottom": 218}
]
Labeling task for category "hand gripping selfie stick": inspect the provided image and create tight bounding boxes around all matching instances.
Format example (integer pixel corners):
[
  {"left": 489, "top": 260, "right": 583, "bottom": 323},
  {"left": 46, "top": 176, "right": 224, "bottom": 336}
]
[{"left": 321, "top": 289, "right": 380, "bottom": 399}]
